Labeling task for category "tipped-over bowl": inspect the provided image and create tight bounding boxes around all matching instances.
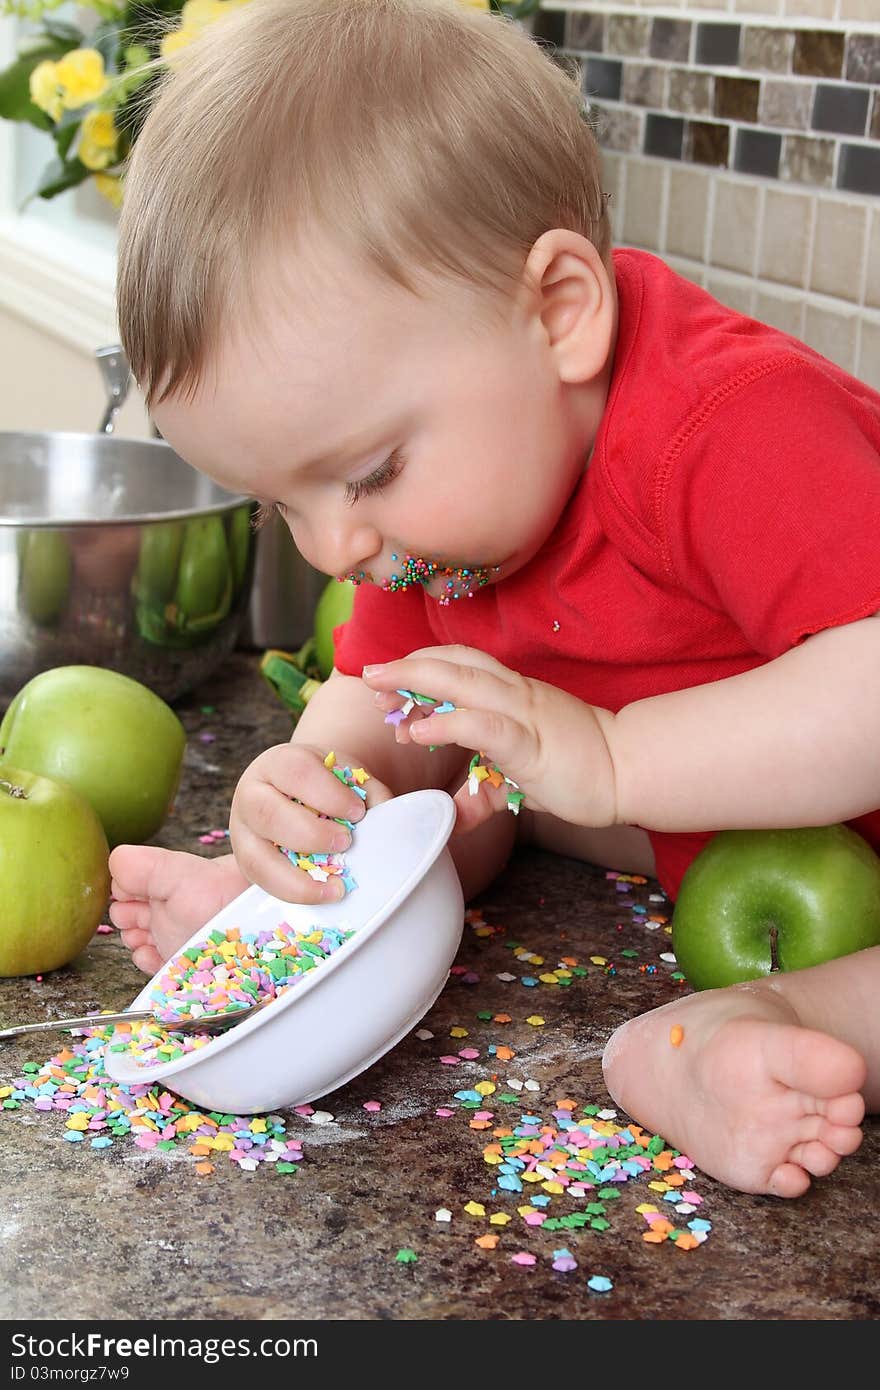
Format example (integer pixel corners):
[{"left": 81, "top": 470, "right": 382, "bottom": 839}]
[{"left": 103, "top": 789, "right": 464, "bottom": 1113}]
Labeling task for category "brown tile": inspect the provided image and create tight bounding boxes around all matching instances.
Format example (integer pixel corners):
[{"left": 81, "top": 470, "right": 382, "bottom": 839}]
[
  {"left": 780, "top": 134, "right": 835, "bottom": 187},
  {"left": 650, "top": 18, "right": 691, "bottom": 64},
  {"left": 759, "top": 79, "right": 813, "bottom": 129},
  {"left": 668, "top": 68, "right": 714, "bottom": 115},
  {"left": 715, "top": 76, "right": 760, "bottom": 122},
  {"left": 605, "top": 15, "right": 652, "bottom": 58},
  {"left": 872, "top": 91, "right": 880, "bottom": 141},
  {"left": 845, "top": 34, "right": 880, "bottom": 85},
  {"left": 687, "top": 121, "right": 731, "bottom": 167},
  {"left": 793, "top": 30, "right": 844, "bottom": 78},
  {"left": 742, "top": 27, "right": 795, "bottom": 74},
  {"left": 566, "top": 13, "right": 604, "bottom": 54},
  {"left": 622, "top": 62, "right": 667, "bottom": 109}
]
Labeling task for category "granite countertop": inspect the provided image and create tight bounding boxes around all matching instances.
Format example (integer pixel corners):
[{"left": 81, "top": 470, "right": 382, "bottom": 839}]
[{"left": 0, "top": 650, "right": 877, "bottom": 1322}]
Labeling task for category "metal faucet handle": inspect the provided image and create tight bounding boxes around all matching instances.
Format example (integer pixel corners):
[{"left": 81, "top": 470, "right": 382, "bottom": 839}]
[{"left": 95, "top": 344, "right": 133, "bottom": 434}]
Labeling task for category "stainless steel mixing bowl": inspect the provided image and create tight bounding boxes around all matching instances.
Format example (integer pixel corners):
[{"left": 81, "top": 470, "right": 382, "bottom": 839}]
[{"left": 0, "top": 431, "right": 255, "bottom": 704}]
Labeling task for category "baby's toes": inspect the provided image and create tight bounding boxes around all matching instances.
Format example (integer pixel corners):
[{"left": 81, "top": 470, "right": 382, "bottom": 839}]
[
  {"left": 786, "top": 1138, "right": 845, "bottom": 1179},
  {"left": 130, "top": 941, "right": 163, "bottom": 976},
  {"left": 767, "top": 1161, "right": 812, "bottom": 1199},
  {"left": 822, "top": 1090, "right": 866, "bottom": 1130},
  {"left": 107, "top": 900, "right": 150, "bottom": 933},
  {"left": 817, "top": 1118, "right": 863, "bottom": 1158}
]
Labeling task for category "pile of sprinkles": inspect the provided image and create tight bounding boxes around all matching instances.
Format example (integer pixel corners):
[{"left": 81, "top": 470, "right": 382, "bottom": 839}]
[
  {"left": 280, "top": 751, "right": 369, "bottom": 890},
  {"left": 385, "top": 690, "right": 524, "bottom": 814},
  {"left": 112, "top": 916, "right": 356, "bottom": 1068},
  {"left": 0, "top": 1026, "right": 304, "bottom": 1175},
  {"left": 343, "top": 553, "right": 497, "bottom": 605}
]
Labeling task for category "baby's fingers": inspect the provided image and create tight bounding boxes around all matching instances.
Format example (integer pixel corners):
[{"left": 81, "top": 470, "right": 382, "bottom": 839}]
[
  {"left": 452, "top": 776, "right": 512, "bottom": 835},
  {"left": 408, "top": 704, "right": 531, "bottom": 781},
  {"left": 232, "top": 823, "right": 347, "bottom": 905}
]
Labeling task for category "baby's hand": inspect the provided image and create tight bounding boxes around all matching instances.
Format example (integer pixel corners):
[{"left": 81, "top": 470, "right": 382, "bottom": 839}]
[
  {"left": 362, "top": 647, "right": 618, "bottom": 834},
  {"left": 229, "top": 743, "right": 392, "bottom": 902}
]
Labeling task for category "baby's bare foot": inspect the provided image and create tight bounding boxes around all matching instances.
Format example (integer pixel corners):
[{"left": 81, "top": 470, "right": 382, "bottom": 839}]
[
  {"left": 108, "top": 847, "right": 250, "bottom": 975},
  {"left": 602, "top": 985, "right": 867, "bottom": 1197}
]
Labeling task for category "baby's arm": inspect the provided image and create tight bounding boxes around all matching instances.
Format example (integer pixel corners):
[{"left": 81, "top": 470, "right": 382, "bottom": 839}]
[{"left": 608, "top": 611, "right": 880, "bottom": 832}]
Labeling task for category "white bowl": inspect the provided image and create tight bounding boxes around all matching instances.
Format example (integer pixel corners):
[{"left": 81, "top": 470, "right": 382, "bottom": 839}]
[{"left": 104, "top": 789, "right": 463, "bottom": 1114}]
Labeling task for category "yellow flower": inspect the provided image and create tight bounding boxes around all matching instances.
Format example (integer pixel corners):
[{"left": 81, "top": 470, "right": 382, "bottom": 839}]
[
  {"left": 54, "top": 48, "right": 108, "bottom": 110},
  {"left": 29, "top": 59, "right": 63, "bottom": 122},
  {"left": 93, "top": 172, "right": 124, "bottom": 208},
  {"left": 458, "top": 0, "right": 491, "bottom": 9},
  {"left": 159, "top": 25, "right": 198, "bottom": 60},
  {"left": 160, "top": 0, "right": 255, "bottom": 60},
  {"left": 78, "top": 109, "right": 118, "bottom": 171}
]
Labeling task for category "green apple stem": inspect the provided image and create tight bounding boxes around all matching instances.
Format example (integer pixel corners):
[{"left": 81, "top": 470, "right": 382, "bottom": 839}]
[
  {"left": 769, "top": 923, "right": 779, "bottom": 971},
  {"left": 0, "top": 777, "right": 27, "bottom": 800}
]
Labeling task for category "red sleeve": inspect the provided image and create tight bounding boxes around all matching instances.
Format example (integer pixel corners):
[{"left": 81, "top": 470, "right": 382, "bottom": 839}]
[
  {"left": 659, "top": 356, "right": 880, "bottom": 656},
  {"left": 332, "top": 583, "right": 439, "bottom": 675}
]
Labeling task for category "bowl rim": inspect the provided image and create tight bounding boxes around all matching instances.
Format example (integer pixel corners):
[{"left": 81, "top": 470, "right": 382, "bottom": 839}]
[
  {"left": 103, "top": 788, "right": 458, "bottom": 1089},
  {"left": 0, "top": 430, "right": 251, "bottom": 527}
]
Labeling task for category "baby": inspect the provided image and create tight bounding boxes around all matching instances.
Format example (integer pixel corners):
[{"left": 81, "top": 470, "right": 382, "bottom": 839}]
[{"left": 109, "top": 0, "right": 880, "bottom": 1197}]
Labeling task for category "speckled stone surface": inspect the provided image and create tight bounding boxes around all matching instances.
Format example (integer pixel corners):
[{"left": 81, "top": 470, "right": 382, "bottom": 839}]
[{"left": 1, "top": 651, "right": 877, "bottom": 1321}]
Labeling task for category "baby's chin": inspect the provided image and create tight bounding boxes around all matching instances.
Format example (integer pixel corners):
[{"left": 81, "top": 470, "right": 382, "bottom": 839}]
[{"left": 342, "top": 553, "right": 501, "bottom": 606}]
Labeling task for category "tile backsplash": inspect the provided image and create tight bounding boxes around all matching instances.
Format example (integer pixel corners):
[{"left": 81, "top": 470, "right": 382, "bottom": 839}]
[{"left": 536, "top": 1, "right": 880, "bottom": 387}]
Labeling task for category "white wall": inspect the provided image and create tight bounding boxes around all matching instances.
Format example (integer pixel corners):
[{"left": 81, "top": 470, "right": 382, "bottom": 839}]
[{"left": 0, "top": 306, "right": 150, "bottom": 435}]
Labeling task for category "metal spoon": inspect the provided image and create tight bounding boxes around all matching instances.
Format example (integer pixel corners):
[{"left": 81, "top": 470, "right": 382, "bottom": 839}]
[{"left": 0, "top": 998, "right": 274, "bottom": 1041}]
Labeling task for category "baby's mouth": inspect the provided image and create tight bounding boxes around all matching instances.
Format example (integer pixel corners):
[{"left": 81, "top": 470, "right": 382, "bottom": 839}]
[{"left": 342, "top": 553, "right": 500, "bottom": 605}]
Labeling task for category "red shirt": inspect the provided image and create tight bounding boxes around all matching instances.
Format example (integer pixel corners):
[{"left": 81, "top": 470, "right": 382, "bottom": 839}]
[{"left": 334, "top": 249, "right": 880, "bottom": 898}]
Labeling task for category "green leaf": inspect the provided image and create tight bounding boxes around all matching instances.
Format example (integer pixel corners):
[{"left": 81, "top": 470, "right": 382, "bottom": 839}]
[
  {"left": 35, "top": 153, "right": 90, "bottom": 200},
  {"left": 90, "top": 19, "right": 125, "bottom": 71},
  {"left": 53, "top": 120, "right": 78, "bottom": 161},
  {"left": 0, "top": 34, "right": 80, "bottom": 129},
  {"left": 41, "top": 19, "right": 85, "bottom": 46}
]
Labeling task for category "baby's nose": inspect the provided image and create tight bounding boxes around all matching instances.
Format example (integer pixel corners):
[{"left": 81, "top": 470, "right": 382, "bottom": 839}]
[{"left": 304, "top": 519, "right": 382, "bottom": 583}]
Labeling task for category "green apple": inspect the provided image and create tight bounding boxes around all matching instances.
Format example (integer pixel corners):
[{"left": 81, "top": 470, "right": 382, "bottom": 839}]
[
  {"left": 672, "top": 825, "right": 880, "bottom": 991},
  {"left": 0, "top": 764, "right": 110, "bottom": 977},
  {"left": 0, "top": 666, "right": 186, "bottom": 848},
  {"left": 134, "top": 521, "right": 184, "bottom": 605},
  {"left": 172, "top": 516, "right": 232, "bottom": 631},
  {"left": 313, "top": 578, "right": 355, "bottom": 680},
  {"left": 18, "top": 530, "right": 72, "bottom": 625}
]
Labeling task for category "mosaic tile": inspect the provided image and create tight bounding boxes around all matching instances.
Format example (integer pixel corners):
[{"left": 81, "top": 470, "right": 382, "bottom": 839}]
[
  {"left": 812, "top": 83, "right": 870, "bottom": 137},
  {"left": 649, "top": 18, "right": 691, "bottom": 64},
  {"left": 838, "top": 143, "right": 880, "bottom": 196},
  {"left": 742, "top": 26, "right": 795, "bottom": 75},
  {"left": 695, "top": 23, "right": 742, "bottom": 68},
  {"left": 714, "top": 75, "right": 760, "bottom": 122},
  {"left": 584, "top": 57, "right": 622, "bottom": 101},
  {"left": 687, "top": 120, "right": 731, "bottom": 167},
  {"left": 780, "top": 133, "right": 835, "bottom": 187},
  {"left": 734, "top": 128, "right": 782, "bottom": 177},
  {"left": 668, "top": 68, "right": 714, "bottom": 116},
  {"left": 759, "top": 79, "right": 813, "bottom": 130},
  {"left": 845, "top": 34, "right": 880, "bottom": 86},
  {"left": 644, "top": 113, "right": 685, "bottom": 160},
  {"left": 606, "top": 15, "right": 652, "bottom": 59},
  {"left": 793, "top": 30, "right": 844, "bottom": 79},
  {"left": 622, "top": 62, "right": 667, "bottom": 109}
]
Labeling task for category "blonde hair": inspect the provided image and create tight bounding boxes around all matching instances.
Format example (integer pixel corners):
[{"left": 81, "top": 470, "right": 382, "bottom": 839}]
[{"left": 118, "top": 0, "right": 610, "bottom": 407}]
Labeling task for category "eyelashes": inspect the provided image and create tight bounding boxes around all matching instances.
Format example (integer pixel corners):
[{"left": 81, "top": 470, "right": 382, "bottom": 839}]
[
  {"left": 344, "top": 449, "right": 403, "bottom": 506},
  {"left": 252, "top": 448, "right": 404, "bottom": 526},
  {"left": 252, "top": 501, "right": 280, "bottom": 530}
]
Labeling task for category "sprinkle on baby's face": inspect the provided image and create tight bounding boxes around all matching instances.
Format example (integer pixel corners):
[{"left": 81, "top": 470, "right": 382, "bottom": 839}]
[{"left": 152, "top": 242, "right": 604, "bottom": 600}]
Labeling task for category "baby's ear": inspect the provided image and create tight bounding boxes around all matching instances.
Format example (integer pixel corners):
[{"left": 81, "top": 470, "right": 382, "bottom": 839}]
[{"left": 524, "top": 229, "right": 615, "bottom": 384}]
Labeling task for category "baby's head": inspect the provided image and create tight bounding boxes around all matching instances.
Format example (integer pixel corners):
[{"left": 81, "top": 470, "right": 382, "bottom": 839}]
[{"left": 118, "top": 0, "right": 617, "bottom": 599}]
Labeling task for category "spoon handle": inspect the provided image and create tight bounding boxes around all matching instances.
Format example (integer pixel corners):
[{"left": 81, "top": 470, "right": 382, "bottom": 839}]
[{"left": 0, "top": 1009, "right": 155, "bottom": 1040}]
